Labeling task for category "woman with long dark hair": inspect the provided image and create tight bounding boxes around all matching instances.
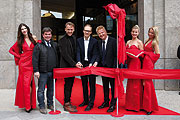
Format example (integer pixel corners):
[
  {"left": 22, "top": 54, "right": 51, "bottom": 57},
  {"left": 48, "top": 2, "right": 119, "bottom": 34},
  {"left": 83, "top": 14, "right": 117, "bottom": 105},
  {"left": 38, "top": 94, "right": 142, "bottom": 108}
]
[{"left": 9, "top": 23, "right": 37, "bottom": 113}]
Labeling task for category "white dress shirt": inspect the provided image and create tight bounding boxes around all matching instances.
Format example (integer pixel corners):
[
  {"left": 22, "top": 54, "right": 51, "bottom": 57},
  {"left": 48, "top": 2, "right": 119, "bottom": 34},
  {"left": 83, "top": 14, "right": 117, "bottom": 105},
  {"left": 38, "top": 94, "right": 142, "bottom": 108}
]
[
  {"left": 102, "top": 36, "right": 109, "bottom": 50},
  {"left": 84, "top": 36, "right": 90, "bottom": 61},
  {"left": 45, "top": 40, "right": 51, "bottom": 47}
]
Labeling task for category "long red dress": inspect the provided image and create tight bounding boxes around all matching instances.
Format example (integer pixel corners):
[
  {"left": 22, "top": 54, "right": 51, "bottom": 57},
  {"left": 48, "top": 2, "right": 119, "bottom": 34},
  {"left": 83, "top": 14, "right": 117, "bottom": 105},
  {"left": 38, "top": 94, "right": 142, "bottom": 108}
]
[
  {"left": 125, "top": 45, "right": 143, "bottom": 111},
  {"left": 9, "top": 41, "right": 36, "bottom": 110},
  {"left": 142, "top": 40, "right": 160, "bottom": 112}
]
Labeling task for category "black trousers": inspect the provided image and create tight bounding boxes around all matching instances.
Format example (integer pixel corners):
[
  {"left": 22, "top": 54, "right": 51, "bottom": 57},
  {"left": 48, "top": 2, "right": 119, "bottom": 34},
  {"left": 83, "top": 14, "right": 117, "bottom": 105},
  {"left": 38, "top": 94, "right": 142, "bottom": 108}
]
[
  {"left": 102, "top": 76, "right": 116, "bottom": 106},
  {"left": 81, "top": 61, "right": 96, "bottom": 106},
  {"left": 64, "top": 77, "right": 75, "bottom": 103}
]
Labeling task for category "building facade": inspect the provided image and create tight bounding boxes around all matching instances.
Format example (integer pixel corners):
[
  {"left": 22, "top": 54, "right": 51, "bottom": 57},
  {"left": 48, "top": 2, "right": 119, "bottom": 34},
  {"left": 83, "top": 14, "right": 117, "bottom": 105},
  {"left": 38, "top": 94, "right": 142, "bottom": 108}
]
[{"left": 0, "top": 0, "right": 180, "bottom": 90}]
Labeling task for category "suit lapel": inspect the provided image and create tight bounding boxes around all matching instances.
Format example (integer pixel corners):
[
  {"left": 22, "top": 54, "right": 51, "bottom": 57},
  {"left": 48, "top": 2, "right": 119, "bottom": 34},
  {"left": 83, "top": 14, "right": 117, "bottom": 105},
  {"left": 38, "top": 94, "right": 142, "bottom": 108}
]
[
  {"left": 88, "top": 37, "right": 92, "bottom": 56},
  {"left": 80, "top": 38, "right": 85, "bottom": 57},
  {"left": 99, "top": 40, "right": 103, "bottom": 56},
  {"left": 105, "top": 37, "right": 110, "bottom": 57},
  {"left": 67, "top": 36, "right": 73, "bottom": 53}
]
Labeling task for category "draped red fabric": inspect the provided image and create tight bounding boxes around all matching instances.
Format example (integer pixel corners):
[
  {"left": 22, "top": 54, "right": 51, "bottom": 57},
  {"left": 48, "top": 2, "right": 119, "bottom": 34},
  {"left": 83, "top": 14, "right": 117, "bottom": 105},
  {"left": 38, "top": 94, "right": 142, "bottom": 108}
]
[
  {"left": 126, "top": 49, "right": 144, "bottom": 58},
  {"left": 9, "top": 42, "right": 20, "bottom": 65},
  {"left": 54, "top": 67, "right": 180, "bottom": 99},
  {"left": 9, "top": 41, "right": 36, "bottom": 110},
  {"left": 103, "top": 3, "right": 126, "bottom": 64},
  {"left": 144, "top": 52, "right": 160, "bottom": 64}
]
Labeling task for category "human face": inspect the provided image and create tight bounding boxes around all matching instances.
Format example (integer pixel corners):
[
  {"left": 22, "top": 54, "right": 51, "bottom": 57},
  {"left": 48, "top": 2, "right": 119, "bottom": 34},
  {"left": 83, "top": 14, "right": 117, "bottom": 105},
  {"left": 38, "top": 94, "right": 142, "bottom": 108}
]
[
  {"left": 65, "top": 25, "right": 74, "bottom": 36},
  {"left": 42, "top": 31, "right": 52, "bottom": 41},
  {"left": 97, "top": 28, "right": 107, "bottom": 40},
  {"left": 83, "top": 26, "right": 92, "bottom": 39},
  {"left": 148, "top": 28, "right": 155, "bottom": 39},
  {"left": 21, "top": 26, "right": 28, "bottom": 36},
  {"left": 131, "top": 28, "right": 139, "bottom": 39}
]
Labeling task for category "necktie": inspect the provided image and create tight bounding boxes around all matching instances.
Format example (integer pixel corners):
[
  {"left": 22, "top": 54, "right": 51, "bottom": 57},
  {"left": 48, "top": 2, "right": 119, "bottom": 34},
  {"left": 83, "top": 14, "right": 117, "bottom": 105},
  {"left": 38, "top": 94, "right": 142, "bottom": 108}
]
[
  {"left": 102, "top": 41, "right": 105, "bottom": 65},
  {"left": 47, "top": 41, "right": 50, "bottom": 47}
]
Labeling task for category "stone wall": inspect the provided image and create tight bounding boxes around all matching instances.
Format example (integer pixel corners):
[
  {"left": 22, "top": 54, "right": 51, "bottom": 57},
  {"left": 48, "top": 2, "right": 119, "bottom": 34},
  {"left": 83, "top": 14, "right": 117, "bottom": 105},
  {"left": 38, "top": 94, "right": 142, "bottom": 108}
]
[
  {"left": 1, "top": 0, "right": 180, "bottom": 90},
  {"left": 0, "top": 0, "right": 41, "bottom": 88},
  {"left": 138, "top": 0, "right": 180, "bottom": 90}
]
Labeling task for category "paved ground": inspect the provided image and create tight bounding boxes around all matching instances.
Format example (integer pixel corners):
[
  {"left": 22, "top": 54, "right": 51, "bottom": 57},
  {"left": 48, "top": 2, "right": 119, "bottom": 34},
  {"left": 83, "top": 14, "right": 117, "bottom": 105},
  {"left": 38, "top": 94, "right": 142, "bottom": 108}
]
[{"left": 0, "top": 78, "right": 180, "bottom": 120}]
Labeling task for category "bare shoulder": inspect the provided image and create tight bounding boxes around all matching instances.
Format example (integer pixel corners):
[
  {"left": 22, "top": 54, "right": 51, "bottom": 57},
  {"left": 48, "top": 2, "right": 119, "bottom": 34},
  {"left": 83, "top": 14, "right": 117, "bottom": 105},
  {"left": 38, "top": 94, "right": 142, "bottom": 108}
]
[
  {"left": 153, "top": 41, "right": 159, "bottom": 48},
  {"left": 32, "top": 35, "right": 38, "bottom": 42},
  {"left": 137, "top": 39, "right": 143, "bottom": 46},
  {"left": 126, "top": 40, "right": 132, "bottom": 44},
  {"left": 154, "top": 41, "right": 158, "bottom": 45},
  {"left": 137, "top": 39, "right": 143, "bottom": 44},
  {"left": 32, "top": 35, "right": 37, "bottom": 39},
  {"left": 126, "top": 40, "right": 131, "bottom": 45}
]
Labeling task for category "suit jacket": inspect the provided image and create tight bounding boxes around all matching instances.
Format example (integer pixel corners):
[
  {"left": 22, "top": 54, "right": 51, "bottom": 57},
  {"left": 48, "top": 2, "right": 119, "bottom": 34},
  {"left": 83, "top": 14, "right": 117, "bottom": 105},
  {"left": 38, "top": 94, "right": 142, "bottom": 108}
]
[
  {"left": 76, "top": 36, "right": 98, "bottom": 65},
  {"left": 97, "top": 36, "right": 117, "bottom": 68},
  {"left": 58, "top": 34, "right": 76, "bottom": 68}
]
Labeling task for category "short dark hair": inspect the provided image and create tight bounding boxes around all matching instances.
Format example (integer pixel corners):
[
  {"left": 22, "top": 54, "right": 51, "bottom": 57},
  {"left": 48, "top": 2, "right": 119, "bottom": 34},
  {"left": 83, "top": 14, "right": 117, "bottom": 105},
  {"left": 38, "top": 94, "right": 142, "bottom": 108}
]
[
  {"left": 42, "top": 27, "right": 52, "bottom": 34},
  {"left": 84, "top": 24, "right": 92, "bottom": 29}
]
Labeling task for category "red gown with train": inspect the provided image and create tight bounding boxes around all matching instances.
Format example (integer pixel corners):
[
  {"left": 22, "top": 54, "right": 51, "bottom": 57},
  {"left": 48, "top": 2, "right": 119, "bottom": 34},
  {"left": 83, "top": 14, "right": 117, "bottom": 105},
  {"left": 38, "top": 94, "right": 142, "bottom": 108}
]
[
  {"left": 142, "top": 40, "right": 160, "bottom": 112},
  {"left": 9, "top": 41, "right": 36, "bottom": 110},
  {"left": 125, "top": 45, "right": 143, "bottom": 111}
]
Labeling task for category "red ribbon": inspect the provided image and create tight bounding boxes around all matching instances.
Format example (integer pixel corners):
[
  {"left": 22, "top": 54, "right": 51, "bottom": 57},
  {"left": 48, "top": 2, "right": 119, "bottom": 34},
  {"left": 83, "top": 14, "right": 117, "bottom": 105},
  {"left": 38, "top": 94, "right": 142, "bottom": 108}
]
[
  {"left": 54, "top": 67, "right": 180, "bottom": 98},
  {"left": 104, "top": 3, "right": 126, "bottom": 64}
]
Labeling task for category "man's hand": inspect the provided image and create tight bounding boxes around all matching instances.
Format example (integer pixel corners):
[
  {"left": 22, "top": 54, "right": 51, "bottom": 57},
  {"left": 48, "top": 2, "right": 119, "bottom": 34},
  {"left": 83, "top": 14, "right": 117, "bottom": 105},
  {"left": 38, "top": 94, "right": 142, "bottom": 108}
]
[
  {"left": 34, "top": 72, "right": 40, "bottom": 79},
  {"left": 89, "top": 63, "right": 92, "bottom": 67},
  {"left": 93, "top": 62, "right": 98, "bottom": 67},
  {"left": 76, "top": 62, "right": 83, "bottom": 69}
]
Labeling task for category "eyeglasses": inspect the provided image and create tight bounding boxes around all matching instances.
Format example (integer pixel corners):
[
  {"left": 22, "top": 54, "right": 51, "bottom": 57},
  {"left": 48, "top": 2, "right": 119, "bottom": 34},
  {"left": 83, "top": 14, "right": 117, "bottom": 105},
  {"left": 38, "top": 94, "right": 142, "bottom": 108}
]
[{"left": 83, "top": 30, "right": 92, "bottom": 32}]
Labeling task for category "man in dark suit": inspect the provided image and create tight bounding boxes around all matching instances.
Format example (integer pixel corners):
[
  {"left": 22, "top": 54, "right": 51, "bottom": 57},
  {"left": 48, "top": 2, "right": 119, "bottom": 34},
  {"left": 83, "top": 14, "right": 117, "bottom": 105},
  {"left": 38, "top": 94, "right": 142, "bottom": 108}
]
[
  {"left": 76, "top": 24, "right": 98, "bottom": 111},
  {"left": 96, "top": 25, "right": 117, "bottom": 112},
  {"left": 58, "top": 22, "right": 81, "bottom": 112}
]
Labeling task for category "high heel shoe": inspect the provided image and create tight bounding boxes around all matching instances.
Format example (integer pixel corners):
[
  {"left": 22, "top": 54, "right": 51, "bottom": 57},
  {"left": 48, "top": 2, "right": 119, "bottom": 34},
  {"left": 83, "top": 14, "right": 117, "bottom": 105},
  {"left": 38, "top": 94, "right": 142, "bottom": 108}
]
[
  {"left": 25, "top": 108, "right": 32, "bottom": 113},
  {"left": 147, "top": 111, "right": 152, "bottom": 115}
]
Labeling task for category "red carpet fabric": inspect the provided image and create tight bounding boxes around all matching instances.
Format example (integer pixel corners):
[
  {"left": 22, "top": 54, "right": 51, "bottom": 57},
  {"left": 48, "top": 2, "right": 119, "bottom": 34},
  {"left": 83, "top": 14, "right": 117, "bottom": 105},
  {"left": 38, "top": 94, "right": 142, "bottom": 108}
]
[{"left": 56, "top": 78, "right": 180, "bottom": 115}]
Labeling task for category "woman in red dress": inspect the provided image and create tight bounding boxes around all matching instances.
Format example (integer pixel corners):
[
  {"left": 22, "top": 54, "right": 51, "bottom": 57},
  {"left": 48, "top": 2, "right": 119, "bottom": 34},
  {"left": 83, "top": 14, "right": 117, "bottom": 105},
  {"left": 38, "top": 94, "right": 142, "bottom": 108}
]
[
  {"left": 9, "top": 23, "right": 37, "bottom": 113},
  {"left": 142, "top": 26, "right": 160, "bottom": 115},
  {"left": 125, "top": 25, "right": 144, "bottom": 112}
]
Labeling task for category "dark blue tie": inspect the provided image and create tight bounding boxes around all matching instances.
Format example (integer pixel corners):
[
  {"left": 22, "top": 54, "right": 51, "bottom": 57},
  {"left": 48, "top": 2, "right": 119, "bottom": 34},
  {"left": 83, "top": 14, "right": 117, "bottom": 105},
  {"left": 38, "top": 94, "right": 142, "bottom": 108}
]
[{"left": 102, "top": 41, "right": 105, "bottom": 65}]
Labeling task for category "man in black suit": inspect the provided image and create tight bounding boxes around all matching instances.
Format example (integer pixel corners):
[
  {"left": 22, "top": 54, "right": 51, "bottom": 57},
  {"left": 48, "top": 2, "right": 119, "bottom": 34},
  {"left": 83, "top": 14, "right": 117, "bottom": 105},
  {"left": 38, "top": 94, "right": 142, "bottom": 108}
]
[
  {"left": 76, "top": 24, "right": 98, "bottom": 111},
  {"left": 96, "top": 25, "right": 117, "bottom": 112},
  {"left": 58, "top": 22, "right": 81, "bottom": 112}
]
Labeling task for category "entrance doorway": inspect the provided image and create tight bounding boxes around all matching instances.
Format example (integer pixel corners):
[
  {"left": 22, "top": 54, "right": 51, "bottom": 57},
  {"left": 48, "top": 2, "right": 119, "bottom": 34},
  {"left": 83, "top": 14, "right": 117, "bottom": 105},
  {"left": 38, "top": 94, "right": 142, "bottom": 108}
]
[{"left": 41, "top": 0, "right": 137, "bottom": 42}]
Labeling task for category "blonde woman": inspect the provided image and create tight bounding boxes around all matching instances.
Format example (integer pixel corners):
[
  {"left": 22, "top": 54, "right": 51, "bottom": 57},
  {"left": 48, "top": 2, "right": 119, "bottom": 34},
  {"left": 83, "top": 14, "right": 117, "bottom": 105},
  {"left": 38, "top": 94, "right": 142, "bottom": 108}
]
[
  {"left": 141, "top": 26, "right": 160, "bottom": 115},
  {"left": 125, "top": 25, "right": 144, "bottom": 112}
]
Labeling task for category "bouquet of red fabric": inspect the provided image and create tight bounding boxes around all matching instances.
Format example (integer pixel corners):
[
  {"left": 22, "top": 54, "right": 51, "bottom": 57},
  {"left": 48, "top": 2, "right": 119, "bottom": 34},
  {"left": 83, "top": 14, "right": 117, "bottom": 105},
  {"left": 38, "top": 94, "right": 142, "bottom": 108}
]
[{"left": 126, "top": 49, "right": 144, "bottom": 58}]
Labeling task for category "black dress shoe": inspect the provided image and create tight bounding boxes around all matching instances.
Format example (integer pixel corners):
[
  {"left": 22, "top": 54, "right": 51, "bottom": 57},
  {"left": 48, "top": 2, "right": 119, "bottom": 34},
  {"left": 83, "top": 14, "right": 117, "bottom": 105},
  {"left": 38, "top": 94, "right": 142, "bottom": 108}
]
[
  {"left": 140, "top": 109, "right": 146, "bottom": 112},
  {"left": 85, "top": 105, "right": 93, "bottom": 111},
  {"left": 98, "top": 102, "right": 109, "bottom": 109},
  {"left": 147, "top": 111, "right": 152, "bottom": 115},
  {"left": 107, "top": 105, "right": 115, "bottom": 112},
  {"left": 79, "top": 101, "right": 88, "bottom": 107},
  {"left": 126, "top": 109, "right": 138, "bottom": 112}
]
